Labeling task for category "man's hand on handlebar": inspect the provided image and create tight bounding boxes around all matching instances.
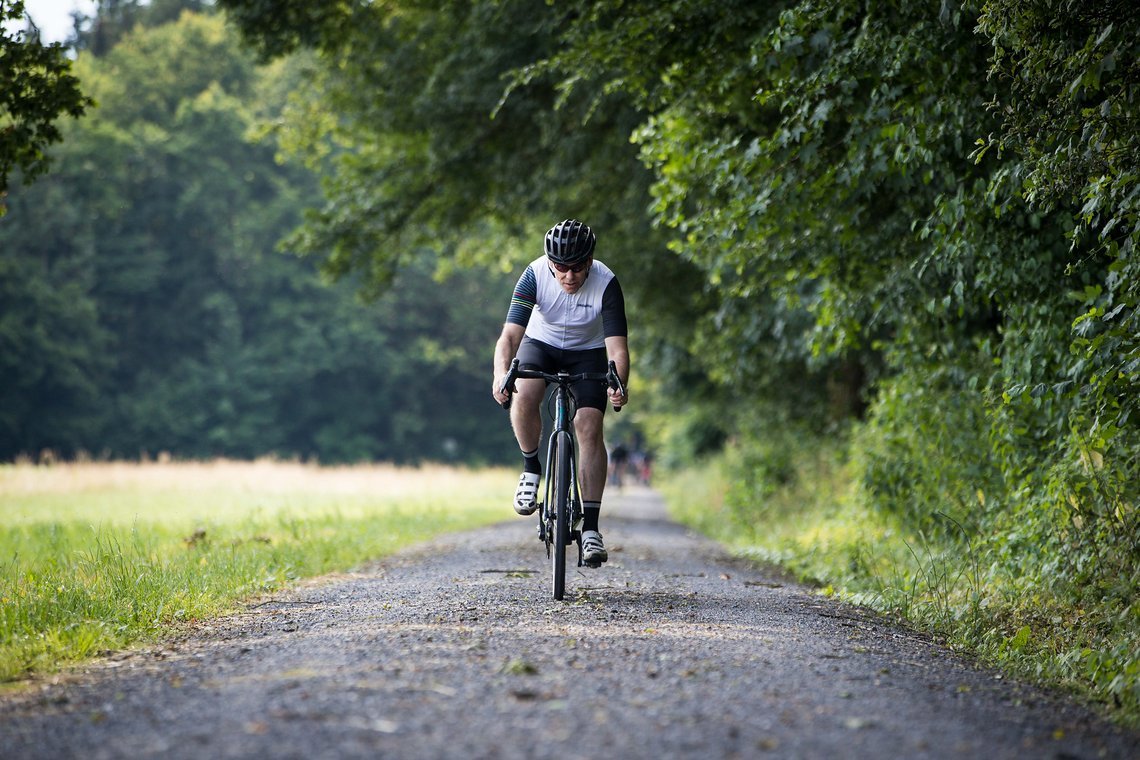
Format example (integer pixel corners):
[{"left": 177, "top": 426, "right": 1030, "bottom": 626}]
[
  {"left": 493, "top": 358, "right": 521, "bottom": 409},
  {"left": 493, "top": 370, "right": 514, "bottom": 408},
  {"left": 495, "top": 357, "right": 627, "bottom": 412},
  {"left": 606, "top": 360, "right": 628, "bottom": 411}
]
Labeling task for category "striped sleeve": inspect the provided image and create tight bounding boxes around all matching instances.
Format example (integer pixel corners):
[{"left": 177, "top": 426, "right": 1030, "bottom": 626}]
[{"left": 505, "top": 265, "right": 537, "bottom": 326}]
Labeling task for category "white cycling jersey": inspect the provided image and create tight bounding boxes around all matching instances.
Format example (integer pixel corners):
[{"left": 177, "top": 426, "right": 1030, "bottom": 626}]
[{"left": 505, "top": 256, "right": 627, "bottom": 351}]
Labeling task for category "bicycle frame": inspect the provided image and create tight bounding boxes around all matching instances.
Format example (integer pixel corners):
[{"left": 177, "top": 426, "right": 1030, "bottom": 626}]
[{"left": 500, "top": 357, "right": 624, "bottom": 600}]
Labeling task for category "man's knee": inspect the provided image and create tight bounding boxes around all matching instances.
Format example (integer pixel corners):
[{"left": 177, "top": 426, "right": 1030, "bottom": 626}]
[
  {"left": 575, "top": 408, "right": 604, "bottom": 441},
  {"left": 513, "top": 379, "right": 545, "bottom": 407}
]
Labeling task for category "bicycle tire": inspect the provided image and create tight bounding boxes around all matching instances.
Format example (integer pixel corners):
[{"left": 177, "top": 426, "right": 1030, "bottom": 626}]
[{"left": 552, "top": 431, "right": 572, "bottom": 601}]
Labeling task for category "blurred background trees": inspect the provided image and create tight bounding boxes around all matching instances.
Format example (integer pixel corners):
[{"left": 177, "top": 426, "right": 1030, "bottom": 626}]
[{"left": 1, "top": 3, "right": 515, "bottom": 463}]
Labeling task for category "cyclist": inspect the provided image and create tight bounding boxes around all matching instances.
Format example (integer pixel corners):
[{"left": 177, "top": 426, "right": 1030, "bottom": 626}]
[
  {"left": 491, "top": 219, "right": 629, "bottom": 565},
  {"left": 609, "top": 441, "right": 630, "bottom": 488}
]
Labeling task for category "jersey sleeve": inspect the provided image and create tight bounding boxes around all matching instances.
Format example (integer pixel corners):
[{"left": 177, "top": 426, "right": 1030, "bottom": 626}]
[
  {"left": 601, "top": 276, "right": 628, "bottom": 338},
  {"left": 505, "top": 265, "right": 537, "bottom": 327}
]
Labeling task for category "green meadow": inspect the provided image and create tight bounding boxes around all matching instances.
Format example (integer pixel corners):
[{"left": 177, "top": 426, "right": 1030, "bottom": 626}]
[{"left": 0, "top": 461, "right": 511, "bottom": 682}]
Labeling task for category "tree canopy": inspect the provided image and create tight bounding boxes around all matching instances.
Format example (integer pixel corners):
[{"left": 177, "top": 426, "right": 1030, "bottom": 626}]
[
  {"left": 0, "top": 0, "right": 92, "bottom": 199},
  {"left": 215, "top": 0, "right": 1139, "bottom": 461}
]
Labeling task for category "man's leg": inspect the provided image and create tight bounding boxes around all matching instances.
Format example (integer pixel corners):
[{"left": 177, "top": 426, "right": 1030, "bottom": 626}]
[
  {"left": 575, "top": 407, "right": 609, "bottom": 564},
  {"left": 575, "top": 407, "right": 606, "bottom": 503},
  {"left": 510, "top": 378, "right": 545, "bottom": 453},
  {"left": 510, "top": 378, "right": 545, "bottom": 515}
]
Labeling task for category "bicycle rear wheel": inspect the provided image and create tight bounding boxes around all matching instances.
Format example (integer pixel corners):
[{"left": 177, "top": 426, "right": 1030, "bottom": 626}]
[{"left": 551, "top": 431, "right": 572, "bottom": 601}]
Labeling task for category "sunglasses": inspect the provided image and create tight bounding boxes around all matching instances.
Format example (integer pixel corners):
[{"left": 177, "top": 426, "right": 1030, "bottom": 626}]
[{"left": 551, "top": 260, "right": 590, "bottom": 274}]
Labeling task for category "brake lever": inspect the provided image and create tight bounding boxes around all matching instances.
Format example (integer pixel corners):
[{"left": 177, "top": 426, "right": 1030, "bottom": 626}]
[
  {"left": 499, "top": 358, "right": 520, "bottom": 410},
  {"left": 607, "top": 360, "right": 625, "bottom": 413}
]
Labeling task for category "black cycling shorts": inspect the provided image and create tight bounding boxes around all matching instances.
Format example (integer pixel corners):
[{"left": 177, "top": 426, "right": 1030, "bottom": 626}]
[{"left": 515, "top": 336, "right": 609, "bottom": 412}]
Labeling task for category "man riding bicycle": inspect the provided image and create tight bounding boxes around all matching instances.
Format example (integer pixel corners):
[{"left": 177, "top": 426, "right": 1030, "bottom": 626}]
[{"left": 491, "top": 219, "right": 630, "bottom": 565}]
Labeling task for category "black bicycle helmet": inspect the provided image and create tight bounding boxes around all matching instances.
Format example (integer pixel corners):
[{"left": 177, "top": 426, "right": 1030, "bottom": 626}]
[{"left": 544, "top": 219, "right": 596, "bottom": 266}]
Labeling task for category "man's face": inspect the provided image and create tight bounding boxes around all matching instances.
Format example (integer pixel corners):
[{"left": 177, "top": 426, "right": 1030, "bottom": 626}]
[{"left": 550, "top": 256, "right": 591, "bottom": 294}]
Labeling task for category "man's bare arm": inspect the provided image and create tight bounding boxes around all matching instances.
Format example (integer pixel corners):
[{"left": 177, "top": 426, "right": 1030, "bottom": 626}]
[{"left": 492, "top": 323, "right": 527, "bottom": 403}]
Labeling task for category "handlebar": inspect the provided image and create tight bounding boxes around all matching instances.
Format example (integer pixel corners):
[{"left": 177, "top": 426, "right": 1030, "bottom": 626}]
[{"left": 499, "top": 357, "right": 626, "bottom": 412}]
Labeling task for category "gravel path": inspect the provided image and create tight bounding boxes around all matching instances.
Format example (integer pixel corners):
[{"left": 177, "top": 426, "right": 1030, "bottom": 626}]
[{"left": 2, "top": 487, "right": 1137, "bottom": 759}]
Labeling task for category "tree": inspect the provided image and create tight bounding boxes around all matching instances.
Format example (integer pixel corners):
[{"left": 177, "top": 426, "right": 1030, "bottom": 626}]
[
  {"left": 1, "top": 9, "right": 524, "bottom": 464},
  {"left": 0, "top": 251, "right": 111, "bottom": 455},
  {"left": 976, "top": 0, "right": 1140, "bottom": 581},
  {"left": 0, "top": 0, "right": 92, "bottom": 200}
]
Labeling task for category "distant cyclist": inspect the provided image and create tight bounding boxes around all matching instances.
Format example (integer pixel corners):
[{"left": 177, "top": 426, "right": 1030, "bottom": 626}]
[
  {"left": 609, "top": 442, "right": 630, "bottom": 488},
  {"left": 491, "top": 219, "right": 630, "bottom": 565}
]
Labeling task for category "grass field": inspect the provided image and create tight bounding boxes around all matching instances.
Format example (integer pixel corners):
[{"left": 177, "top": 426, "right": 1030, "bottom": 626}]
[
  {"left": 659, "top": 452, "right": 1140, "bottom": 729},
  {"left": 0, "top": 460, "right": 513, "bottom": 682}
]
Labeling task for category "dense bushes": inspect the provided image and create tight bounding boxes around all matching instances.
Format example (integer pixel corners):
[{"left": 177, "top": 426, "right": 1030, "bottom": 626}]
[{"left": 665, "top": 411, "right": 1140, "bottom": 724}]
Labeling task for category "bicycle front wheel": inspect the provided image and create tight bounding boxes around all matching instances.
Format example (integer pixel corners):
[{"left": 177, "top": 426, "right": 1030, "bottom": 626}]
[{"left": 551, "top": 430, "right": 573, "bottom": 601}]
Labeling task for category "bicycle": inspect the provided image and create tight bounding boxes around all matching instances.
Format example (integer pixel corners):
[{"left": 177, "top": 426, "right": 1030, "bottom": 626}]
[{"left": 499, "top": 357, "right": 625, "bottom": 600}]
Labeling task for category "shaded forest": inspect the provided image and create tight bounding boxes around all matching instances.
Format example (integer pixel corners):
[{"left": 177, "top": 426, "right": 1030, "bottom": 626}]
[{"left": 2, "top": 1, "right": 515, "bottom": 464}]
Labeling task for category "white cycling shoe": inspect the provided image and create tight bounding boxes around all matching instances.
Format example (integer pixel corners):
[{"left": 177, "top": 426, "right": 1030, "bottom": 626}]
[
  {"left": 581, "top": 530, "right": 608, "bottom": 565},
  {"left": 514, "top": 472, "right": 540, "bottom": 515}
]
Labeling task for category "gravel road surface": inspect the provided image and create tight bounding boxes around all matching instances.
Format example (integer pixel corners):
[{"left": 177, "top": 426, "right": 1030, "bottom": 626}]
[{"left": 2, "top": 487, "right": 1137, "bottom": 759}]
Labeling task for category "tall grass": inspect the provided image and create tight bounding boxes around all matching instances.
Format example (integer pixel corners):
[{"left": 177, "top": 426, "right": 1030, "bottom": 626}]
[
  {"left": 659, "top": 436, "right": 1140, "bottom": 728},
  {"left": 0, "top": 460, "right": 512, "bottom": 682}
]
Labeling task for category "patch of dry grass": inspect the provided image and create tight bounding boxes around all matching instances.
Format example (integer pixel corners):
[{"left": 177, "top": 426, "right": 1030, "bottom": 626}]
[
  {"left": 0, "top": 459, "right": 514, "bottom": 681},
  {"left": 0, "top": 459, "right": 513, "bottom": 525}
]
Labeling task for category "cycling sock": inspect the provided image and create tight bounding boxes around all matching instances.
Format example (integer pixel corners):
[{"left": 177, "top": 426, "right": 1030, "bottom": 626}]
[
  {"left": 583, "top": 501, "right": 601, "bottom": 532},
  {"left": 522, "top": 447, "right": 541, "bottom": 475}
]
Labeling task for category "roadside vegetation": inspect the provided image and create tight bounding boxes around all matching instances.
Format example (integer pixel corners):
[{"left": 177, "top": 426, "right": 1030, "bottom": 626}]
[
  {"left": 661, "top": 433, "right": 1140, "bottom": 730},
  {"left": 0, "top": 460, "right": 509, "bottom": 683}
]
